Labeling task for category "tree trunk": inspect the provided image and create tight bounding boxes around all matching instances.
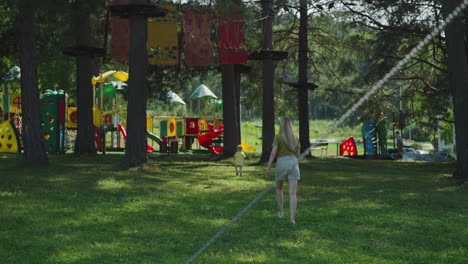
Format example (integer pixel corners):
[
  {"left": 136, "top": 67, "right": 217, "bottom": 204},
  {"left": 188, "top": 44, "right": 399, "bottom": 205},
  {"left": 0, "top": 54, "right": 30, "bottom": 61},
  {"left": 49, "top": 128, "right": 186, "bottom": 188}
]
[
  {"left": 444, "top": 0, "right": 468, "bottom": 180},
  {"left": 260, "top": 0, "right": 275, "bottom": 162},
  {"left": 74, "top": 3, "right": 97, "bottom": 155},
  {"left": 221, "top": 0, "right": 243, "bottom": 157},
  {"left": 222, "top": 64, "right": 239, "bottom": 156},
  {"left": 234, "top": 68, "right": 241, "bottom": 144},
  {"left": 297, "top": 0, "right": 310, "bottom": 154},
  {"left": 18, "top": 1, "right": 49, "bottom": 166},
  {"left": 123, "top": 4, "right": 149, "bottom": 167}
]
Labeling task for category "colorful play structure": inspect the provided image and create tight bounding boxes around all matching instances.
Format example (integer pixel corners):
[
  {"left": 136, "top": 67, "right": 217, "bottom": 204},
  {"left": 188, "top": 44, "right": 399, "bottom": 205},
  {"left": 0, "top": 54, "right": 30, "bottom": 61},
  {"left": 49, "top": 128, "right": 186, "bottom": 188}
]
[
  {"left": 1, "top": 1, "right": 257, "bottom": 155},
  {"left": 361, "top": 117, "right": 388, "bottom": 155},
  {"left": 0, "top": 66, "right": 22, "bottom": 153},
  {"left": 0, "top": 64, "right": 391, "bottom": 157},
  {"left": 0, "top": 65, "right": 255, "bottom": 155}
]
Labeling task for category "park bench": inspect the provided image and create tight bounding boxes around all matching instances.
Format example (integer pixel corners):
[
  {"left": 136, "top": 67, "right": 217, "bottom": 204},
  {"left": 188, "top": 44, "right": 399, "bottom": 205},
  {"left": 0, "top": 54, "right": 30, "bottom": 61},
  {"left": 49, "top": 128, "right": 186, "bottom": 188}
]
[{"left": 310, "top": 139, "right": 329, "bottom": 156}]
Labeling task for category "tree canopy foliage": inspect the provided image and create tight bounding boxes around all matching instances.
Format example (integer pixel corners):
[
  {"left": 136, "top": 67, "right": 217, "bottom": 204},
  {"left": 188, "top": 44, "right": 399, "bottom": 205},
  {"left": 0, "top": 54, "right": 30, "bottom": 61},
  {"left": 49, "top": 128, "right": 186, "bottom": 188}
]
[{"left": 0, "top": 0, "right": 465, "bottom": 149}]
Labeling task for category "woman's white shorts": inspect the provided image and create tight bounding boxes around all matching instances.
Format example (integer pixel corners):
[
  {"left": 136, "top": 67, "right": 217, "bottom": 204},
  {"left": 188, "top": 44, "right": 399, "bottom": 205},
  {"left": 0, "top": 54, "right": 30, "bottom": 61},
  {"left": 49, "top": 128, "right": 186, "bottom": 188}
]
[{"left": 275, "top": 155, "right": 300, "bottom": 183}]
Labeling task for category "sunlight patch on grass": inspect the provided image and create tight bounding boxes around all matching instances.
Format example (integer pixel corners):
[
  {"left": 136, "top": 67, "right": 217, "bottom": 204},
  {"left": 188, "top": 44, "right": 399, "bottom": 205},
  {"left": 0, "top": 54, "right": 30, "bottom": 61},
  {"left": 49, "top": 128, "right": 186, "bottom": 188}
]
[
  {"left": 0, "top": 191, "right": 21, "bottom": 197},
  {"left": 400, "top": 192, "right": 421, "bottom": 199},
  {"left": 96, "top": 177, "right": 129, "bottom": 191},
  {"left": 47, "top": 177, "right": 70, "bottom": 183},
  {"left": 278, "top": 239, "right": 307, "bottom": 249},
  {"left": 436, "top": 186, "right": 459, "bottom": 192},
  {"left": 319, "top": 186, "right": 352, "bottom": 194},
  {"left": 345, "top": 199, "right": 391, "bottom": 210}
]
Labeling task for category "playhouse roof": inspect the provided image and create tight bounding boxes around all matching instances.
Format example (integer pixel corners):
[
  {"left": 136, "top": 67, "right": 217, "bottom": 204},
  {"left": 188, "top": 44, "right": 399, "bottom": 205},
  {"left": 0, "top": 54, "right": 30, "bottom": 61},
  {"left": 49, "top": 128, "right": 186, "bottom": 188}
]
[
  {"left": 189, "top": 84, "right": 217, "bottom": 100},
  {"left": 91, "top": 71, "right": 128, "bottom": 86},
  {"left": 167, "top": 91, "right": 186, "bottom": 105},
  {"left": 2, "top": 66, "right": 20, "bottom": 82}
]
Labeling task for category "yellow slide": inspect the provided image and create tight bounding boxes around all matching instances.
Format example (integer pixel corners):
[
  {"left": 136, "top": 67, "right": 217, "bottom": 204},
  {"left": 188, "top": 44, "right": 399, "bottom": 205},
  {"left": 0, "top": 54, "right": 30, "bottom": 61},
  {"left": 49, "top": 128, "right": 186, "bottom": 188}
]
[{"left": 241, "top": 141, "right": 256, "bottom": 152}]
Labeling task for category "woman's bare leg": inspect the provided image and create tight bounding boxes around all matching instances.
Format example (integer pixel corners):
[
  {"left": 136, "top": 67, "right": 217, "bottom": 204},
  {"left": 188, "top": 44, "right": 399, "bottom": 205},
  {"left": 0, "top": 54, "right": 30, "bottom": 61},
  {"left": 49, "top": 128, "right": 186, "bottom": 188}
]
[
  {"left": 288, "top": 179, "right": 298, "bottom": 223},
  {"left": 276, "top": 181, "right": 284, "bottom": 216}
]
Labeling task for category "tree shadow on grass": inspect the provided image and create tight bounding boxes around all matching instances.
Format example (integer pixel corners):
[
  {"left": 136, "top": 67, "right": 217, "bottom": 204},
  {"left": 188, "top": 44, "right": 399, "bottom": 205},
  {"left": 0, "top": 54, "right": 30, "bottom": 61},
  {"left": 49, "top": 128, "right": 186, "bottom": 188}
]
[{"left": 1, "top": 155, "right": 464, "bottom": 263}]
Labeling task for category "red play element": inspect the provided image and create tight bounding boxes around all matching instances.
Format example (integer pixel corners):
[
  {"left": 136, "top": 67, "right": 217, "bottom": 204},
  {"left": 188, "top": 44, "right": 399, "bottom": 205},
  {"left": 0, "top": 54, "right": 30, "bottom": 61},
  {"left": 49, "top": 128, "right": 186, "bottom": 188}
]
[
  {"left": 117, "top": 124, "right": 153, "bottom": 152},
  {"left": 217, "top": 17, "right": 248, "bottom": 64},
  {"left": 104, "top": 114, "right": 113, "bottom": 124},
  {"left": 117, "top": 124, "right": 127, "bottom": 139},
  {"left": 340, "top": 137, "right": 358, "bottom": 156},
  {"left": 13, "top": 96, "right": 21, "bottom": 110},
  {"left": 185, "top": 117, "right": 199, "bottom": 135},
  {"left": 110, "top": 0, "right": 131, "bottom": 63},
  {"left": 169, "top": 121, "right": 175, "bottom": 134},
  {"left": 94, "top": 126, "right": 102, "bottom": 151},
  {"left": 59, "top": 101, "right": 65, "bottom": 121},
  {"left": 198, "top": 123, "right": 224, "bottom": 154},
  {"left": 69, "top": 111, "right": 78, "bottom": 124},
  {"left": 147, "top": 145, "right": 154, "bottom": 153}
]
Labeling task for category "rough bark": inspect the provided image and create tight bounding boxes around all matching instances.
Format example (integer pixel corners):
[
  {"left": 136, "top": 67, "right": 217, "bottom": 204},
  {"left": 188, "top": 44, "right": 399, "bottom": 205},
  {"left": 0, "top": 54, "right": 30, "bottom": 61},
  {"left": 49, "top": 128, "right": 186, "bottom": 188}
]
[
  {"left": 221, "top": 64, "right": 239, "bottom": 156},
  {"left": 444, "top": 0, "right": 468, "bottom": 180},
  {"left": 297, "top": 0, "right": 310, "bottom": 154},
  {"left": 18, "top": 1, "right": 49, "bottom": 165},
  {"left": 74, "top": 3, "right": 97, "bottom": 155},
  {"left": 260, "top": 0, "right": 275, "bottom": 162},
  {"left": 221, "top": 0, "right": 243, "bottom": 157},
  {"left": 234, "top": 68, "right": 241, "bottom": 144},
  {"left": 123, "top": 3, "right": 149, "bottom": 167}
]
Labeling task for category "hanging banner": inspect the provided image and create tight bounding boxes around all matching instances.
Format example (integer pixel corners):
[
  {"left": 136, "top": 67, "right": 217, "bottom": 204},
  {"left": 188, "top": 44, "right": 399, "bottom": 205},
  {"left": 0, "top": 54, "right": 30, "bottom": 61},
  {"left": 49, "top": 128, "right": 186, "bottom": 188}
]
[
  {"left": 110, "top": 0, "right": 131, "bottom": 63},
  {"left": 217, "top": 16, "right": 248, "bottom": 64},
  {"left": 183, "top": 6, "right": 214, "bottom": 66},
  {"left": 148, "top": 4, "right": 178, "bottom": 65}
]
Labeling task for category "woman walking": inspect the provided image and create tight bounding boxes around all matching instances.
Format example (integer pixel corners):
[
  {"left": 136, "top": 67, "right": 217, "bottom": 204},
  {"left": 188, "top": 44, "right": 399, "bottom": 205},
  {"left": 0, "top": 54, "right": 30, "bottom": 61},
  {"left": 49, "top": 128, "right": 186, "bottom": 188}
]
[{"left": 266, "top": 116, "right": 301, "bottom": 224}]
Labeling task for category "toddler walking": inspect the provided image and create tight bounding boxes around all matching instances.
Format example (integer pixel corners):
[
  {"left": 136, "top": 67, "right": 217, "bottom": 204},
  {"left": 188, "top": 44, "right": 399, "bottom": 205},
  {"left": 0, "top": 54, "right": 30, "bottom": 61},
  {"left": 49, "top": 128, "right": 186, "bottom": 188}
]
[{"left": 233, "top": 145, "right": 246, "bottom": 176}]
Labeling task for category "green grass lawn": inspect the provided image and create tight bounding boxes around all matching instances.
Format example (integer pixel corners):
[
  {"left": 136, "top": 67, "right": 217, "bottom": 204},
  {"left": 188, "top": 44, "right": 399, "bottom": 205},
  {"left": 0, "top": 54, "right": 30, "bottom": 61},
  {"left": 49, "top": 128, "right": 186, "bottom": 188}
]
[{"left": 1, "top": 153, "right": 467, "bottom": 264}]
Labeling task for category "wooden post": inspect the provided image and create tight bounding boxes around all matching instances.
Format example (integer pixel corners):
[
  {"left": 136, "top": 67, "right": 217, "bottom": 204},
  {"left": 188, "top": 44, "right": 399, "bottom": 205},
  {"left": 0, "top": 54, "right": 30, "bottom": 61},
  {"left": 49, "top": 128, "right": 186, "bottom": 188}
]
[
  {"left": 190, "top": 100, "right": 192, "bottom": 117},
  {"left": 92, "top": 85, "right": 95, "bottom": 107}
]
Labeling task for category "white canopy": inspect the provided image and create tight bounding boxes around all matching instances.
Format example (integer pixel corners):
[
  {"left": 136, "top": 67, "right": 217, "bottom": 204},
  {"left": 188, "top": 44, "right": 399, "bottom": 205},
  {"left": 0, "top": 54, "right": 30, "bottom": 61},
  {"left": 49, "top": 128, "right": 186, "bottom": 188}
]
[
  {"left": 167, "top": 90, "right": 186, "bottom": 105},
  {"left": 189, "top": 84, "right": 218, "bottom": 100}
]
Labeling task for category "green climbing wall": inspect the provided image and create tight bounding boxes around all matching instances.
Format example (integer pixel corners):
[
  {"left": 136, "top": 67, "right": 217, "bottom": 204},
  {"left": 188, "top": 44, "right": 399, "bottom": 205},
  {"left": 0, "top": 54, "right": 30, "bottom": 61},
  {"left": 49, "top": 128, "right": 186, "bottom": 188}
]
[
  {"left": 376, "top": 118, "right": 388, "bottom": 155},
  {"left": 40, "top": 94, "right": 65, "bottom": 153}
]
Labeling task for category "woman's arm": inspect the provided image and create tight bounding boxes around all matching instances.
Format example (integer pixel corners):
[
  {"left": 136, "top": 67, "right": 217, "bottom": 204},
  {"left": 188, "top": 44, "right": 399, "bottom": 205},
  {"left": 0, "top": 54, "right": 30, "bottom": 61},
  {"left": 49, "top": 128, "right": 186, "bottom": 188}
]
[{"left": 266, "top": 146, "right": 278, "bottom": 178}]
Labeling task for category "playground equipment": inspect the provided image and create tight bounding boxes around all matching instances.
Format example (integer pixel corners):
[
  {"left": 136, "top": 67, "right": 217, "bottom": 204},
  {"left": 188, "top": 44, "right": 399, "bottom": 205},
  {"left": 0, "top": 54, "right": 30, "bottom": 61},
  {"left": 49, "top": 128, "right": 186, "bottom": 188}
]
[
  {"left": 0, "top": 120, "right": 20, "bottom": 153},
  {"left": 340, "top": 137, "right": 358, "bottom": 156},
  {"left": 240, "top": 141, "right": 256, "bottom": 152},
  {"left": 90, "top": 70, "right": 130, "bottom": 152},
  {"left": 198, "top": 123, "right": 224, "bottom": 154},
  {"left": 376, "top": 118, "right": 388, "bottom": 155},
  {"left": 361, "top": 118, "right": 388, "bottom": 156},
  {"left": 0, "top": 66, "right": 22, "bottom": 153},
  {"left": 40, "top": 90, "right": 67, "bottom": 153}
]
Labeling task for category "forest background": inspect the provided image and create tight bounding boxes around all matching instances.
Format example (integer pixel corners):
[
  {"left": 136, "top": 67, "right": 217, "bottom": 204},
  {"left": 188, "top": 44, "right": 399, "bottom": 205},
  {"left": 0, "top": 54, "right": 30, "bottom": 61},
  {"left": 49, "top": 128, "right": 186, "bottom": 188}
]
[{"left": 0, "top": 0, "right": 459, "bottom": 148}]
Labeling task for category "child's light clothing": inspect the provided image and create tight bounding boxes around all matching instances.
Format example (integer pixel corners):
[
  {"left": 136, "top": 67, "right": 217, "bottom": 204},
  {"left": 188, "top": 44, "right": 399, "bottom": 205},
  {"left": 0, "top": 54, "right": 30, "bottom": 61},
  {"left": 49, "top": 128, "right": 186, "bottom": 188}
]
[{"left": 234, "top": 151, "right": 246, "bottom": 167}]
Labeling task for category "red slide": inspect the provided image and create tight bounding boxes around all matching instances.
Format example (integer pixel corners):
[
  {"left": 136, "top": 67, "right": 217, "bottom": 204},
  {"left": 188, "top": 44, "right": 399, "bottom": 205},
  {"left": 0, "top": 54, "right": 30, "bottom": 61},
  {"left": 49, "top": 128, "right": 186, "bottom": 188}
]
[
  {"left": 198, "top": 124, "right": 224, "bottom": 154},
  {"left": 117, "top": 124, "right": 127, "bottom": 139},
  {"left": 117, "top": 124, "right": 154, "bottom": 152}
]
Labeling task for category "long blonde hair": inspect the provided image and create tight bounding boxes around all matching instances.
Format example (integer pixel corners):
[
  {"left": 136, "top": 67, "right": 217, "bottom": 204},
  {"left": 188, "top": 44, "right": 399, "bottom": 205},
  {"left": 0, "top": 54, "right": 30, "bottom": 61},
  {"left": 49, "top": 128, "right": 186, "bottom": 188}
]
[{"left": 279, "top": 116, "right": 298, "bottom": 152}]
